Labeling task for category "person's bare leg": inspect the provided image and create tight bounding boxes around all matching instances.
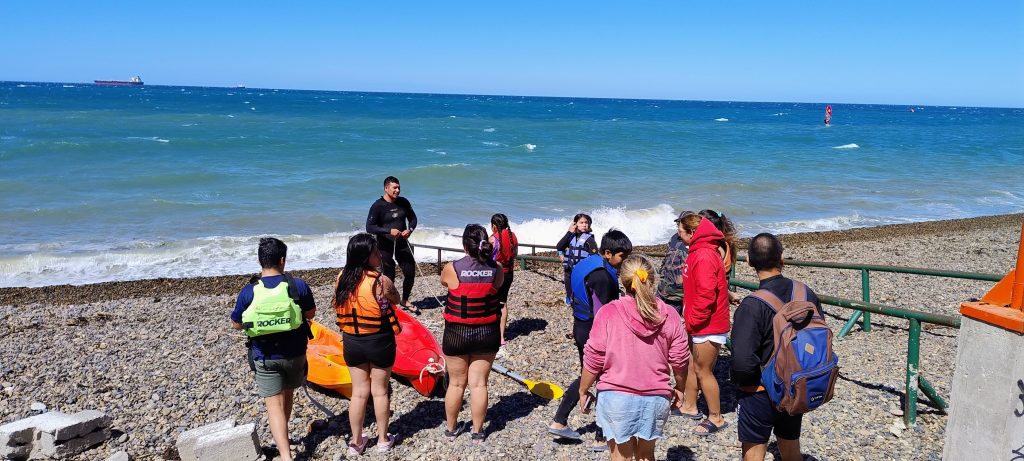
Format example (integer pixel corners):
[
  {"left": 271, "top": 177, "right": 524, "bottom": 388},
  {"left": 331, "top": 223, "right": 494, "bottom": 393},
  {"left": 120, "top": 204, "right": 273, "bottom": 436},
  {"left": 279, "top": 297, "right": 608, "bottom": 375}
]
[
  {"left": 635, "top": 437, "right": 657, "bottom": 461},
  {"left": 693, "top": 342, "right": 725, "bottom": 431},
  {"left": 444, "top": 355, "right": 470, "bottom": 432},
  {"left": 266, "top": 393, "right": 293, "bottom": 461},
  {"left": 609, "top": 437, "right": 635, "bottom": 461},
  {"left": 467, "top": 353, "right": 496, "bottom": 434},
  {"left": 347, "top": 364, "right": 372, "bottom": 445},
  {"left": 741, "top": 442, "right": 768, "bottom": 461},
  {"left": 499, "top": 305, "right": 508, "bottom": 344},
  {"left": 776, "top": 437, "right": 802, "bottom": 461},
  {"left": 370, "top": 367, "right": 393, "bottom": 440},
  {"left": 679, "top": 347, "right": 699, "bottom": 415}
]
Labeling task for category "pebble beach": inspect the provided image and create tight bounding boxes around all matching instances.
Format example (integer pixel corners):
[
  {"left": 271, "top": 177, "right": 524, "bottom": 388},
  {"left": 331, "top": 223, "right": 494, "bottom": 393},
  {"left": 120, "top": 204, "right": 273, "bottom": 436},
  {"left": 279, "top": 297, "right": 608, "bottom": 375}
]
[{"left": 1, "top": 213, "right": 1021, "bottom": 461}]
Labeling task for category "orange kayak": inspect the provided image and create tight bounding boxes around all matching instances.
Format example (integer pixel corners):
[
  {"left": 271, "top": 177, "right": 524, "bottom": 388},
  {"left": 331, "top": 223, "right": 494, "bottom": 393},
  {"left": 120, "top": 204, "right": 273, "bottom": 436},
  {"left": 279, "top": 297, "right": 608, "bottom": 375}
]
[{"left": 305, "top": 310, "right": 445, "bottom": 398}]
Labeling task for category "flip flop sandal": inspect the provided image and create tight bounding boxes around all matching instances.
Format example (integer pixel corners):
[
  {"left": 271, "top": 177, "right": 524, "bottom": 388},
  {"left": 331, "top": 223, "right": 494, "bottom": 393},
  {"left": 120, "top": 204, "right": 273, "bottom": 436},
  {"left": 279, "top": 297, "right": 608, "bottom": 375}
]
[
  {"left": 470, "top": 431, "right": 486, "bottom": 444},
  {"left": 443, "top": 421, "right": 466, "bottom": 439},
  {"left": 347, "top": 436, "right": 368, "bottom": 456},
  {"left": 590, "top": 441, "right": 609, "bottom": 452},
  {"left": 693, "top": 418, "right": 729, "bottom": 437},
  {"left": 376, "top": 433, "right": 395, "bottom": 453},
  {"left": 672, "top": 408, "right": 705, "bottom": 420}
]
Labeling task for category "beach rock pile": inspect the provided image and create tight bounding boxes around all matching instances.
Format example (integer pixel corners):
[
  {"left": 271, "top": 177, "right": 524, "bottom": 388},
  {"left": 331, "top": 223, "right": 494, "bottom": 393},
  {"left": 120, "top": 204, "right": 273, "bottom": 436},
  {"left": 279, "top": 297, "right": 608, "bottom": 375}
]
[{"left": 0, "top": 215, "right": 1020, "bottom": 460}]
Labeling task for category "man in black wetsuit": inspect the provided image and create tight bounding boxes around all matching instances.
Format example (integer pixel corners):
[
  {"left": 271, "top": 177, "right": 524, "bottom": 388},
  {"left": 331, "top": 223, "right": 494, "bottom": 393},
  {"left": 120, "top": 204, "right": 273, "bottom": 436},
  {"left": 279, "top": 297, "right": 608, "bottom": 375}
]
[{"left": 366, "top": 176, "right": 419, "bottom": 312}]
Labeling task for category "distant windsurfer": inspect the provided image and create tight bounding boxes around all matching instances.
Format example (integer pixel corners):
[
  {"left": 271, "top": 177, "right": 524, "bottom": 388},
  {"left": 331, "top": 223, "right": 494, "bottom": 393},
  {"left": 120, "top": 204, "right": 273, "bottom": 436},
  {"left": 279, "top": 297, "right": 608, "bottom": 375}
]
[{"left": 824, "top": 105, "right": 833, "bottom": 126}]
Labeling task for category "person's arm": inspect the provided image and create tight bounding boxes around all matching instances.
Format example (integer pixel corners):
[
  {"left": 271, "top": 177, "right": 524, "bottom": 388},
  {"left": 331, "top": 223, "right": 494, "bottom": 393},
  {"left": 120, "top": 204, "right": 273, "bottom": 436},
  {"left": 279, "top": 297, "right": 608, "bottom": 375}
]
[
  {"left": 230, "top": 286, "right": 252, "bottom": 330},
  {"left": 555, "top": 231, "right": 573, "bottom": 252},
  {"left": 585, "top": 235, "right": 599, "bottom": 254},
  {"left": 493, "top": 264, "right": 504, "bottom": 289},
  {"left": 295, "top": 279, "right": 317, "bottom": 319},
  {"left": 683, "top": 257, "right": 718, "bottom": 332},
  {"left": 579, "top": 308, "right": 607, "bottom": 415},
  {"left": 440, "top": 262, "right": 457, "bottom": 288},
  {"left": 365, "top": 200, "right": 389, "bottom": 235},
  {"left": 578, "top": 368, "right": 599, "bottom": 414},
  {"left": 729, "top": 300, "right": 765, "bottom": 387},
  {"left": 403, "top": 197, "right": 417, "bottom": 232},
  {"left": 380, "top": 275, "right": 402, "bottom": 307},
  {"left": 587, "top": 270, "right": 619, "bottom": 313}
]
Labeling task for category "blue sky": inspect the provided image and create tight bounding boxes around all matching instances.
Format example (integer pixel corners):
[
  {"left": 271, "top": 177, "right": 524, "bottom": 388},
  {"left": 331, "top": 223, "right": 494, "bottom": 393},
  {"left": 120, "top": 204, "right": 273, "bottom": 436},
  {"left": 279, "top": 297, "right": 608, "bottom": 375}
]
[{"left": 2, "top": 2, "right": 1022, "bottom": 107}]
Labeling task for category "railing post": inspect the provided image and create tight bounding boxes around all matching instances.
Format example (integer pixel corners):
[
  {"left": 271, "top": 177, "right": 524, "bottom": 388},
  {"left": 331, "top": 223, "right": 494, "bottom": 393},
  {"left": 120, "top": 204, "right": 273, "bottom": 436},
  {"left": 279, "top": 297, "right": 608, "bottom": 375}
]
[
  {"left": 728, "top": 264, "right": 736, "bottom": 292},
  {"left": 437, "top": 249, "right": 442, "bottom": 275},
  {"left": 837, "top": 312, "right": 863, "bottom": 339},
  {"left": 520, "top": 256, "right": 526, "bottom": 271},
  {"left": 917, "top": 376, "right": 948, "bottom": 412},
  {"left": 861, "top": 269, "right": 872, "bottom": 332},
  {"left": 905, "top": 318, "right": 921, "bottom": 427}
]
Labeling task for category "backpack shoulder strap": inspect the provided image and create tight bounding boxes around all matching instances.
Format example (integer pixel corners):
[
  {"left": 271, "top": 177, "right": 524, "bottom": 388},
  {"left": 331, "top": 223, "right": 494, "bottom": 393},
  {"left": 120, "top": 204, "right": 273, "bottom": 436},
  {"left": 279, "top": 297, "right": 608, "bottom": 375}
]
[
  {"left": 750, "top": 289, "right": 785, "bottom": 313},
  {"left": 791, "top": 280, "right": 807, "bottom": 302},
  {"left": 281, "top": 273, "right": 300, "bottom": 302}
]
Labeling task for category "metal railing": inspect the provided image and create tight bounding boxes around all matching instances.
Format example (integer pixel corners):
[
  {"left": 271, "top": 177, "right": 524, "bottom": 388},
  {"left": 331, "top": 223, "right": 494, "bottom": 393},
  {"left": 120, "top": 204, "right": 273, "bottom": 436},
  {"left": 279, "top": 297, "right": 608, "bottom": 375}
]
[{"left": 411, "top": 239, "right": 1003, "bottom": 427}]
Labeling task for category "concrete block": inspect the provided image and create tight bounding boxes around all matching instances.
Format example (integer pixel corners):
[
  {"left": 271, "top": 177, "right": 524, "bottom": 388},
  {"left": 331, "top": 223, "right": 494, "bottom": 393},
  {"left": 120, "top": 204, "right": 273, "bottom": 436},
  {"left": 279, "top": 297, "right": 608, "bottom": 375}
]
[
  {"left": 105, "top": 450, "right": 132, "bottom": 461},
  {"left": 176, "top": 419, "right": 235, "bottom": 461},
  {"left": 193, "top": 423, "right": 261, "bottom": 461},
  {"left": 0, "top": 443, "right": 31, "bottom": 460},
  {"left": 34, "top": 410, "right": 110, "bottom": 442},
  {"left": 32, "top": 426, "right": 110, "bottom": 459},
  {"left": 0, "top": 414, "right": 42, "bottom": 459}
]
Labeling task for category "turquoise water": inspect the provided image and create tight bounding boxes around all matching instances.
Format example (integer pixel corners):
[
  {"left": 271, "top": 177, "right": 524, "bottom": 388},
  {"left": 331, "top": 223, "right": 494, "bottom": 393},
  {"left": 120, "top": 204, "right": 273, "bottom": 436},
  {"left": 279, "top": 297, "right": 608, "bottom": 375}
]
[{"left": 1, "top": 82, "right": 1022, "bottom": 286}]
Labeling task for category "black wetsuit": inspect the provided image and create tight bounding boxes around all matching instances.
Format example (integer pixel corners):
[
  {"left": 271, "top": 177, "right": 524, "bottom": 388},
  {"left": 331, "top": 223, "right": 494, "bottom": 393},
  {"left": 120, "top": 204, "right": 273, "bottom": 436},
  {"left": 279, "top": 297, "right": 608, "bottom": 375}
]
[{"left": 366, "top": 196, "right": 418, "bottom": 302}]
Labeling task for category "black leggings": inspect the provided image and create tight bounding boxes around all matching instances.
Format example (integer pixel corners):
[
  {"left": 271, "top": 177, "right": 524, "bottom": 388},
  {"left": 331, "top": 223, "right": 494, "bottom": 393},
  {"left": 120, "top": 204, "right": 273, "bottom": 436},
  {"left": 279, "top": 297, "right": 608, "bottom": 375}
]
[
  {"left": 553, "top": 318, "right": 604, "bottom": 441},
  {"left": 380, "top": 238, "right": 416, "bottom": 302}
]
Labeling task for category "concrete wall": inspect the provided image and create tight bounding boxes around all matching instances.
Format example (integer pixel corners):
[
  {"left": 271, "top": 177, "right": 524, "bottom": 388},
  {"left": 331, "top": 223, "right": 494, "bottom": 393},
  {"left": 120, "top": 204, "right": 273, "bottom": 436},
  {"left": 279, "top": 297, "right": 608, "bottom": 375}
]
[{"left": 943, "top": 316, "right": 1024, "bottom": 460}]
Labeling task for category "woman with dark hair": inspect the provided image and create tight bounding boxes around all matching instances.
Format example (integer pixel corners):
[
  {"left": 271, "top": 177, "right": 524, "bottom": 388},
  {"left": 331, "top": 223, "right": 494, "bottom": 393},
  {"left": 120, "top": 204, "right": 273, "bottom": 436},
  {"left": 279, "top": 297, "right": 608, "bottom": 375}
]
[
  {"left": 440, "top": 224, "right": 504, "bottom": 442},
  {"left": 698, "top": 209, "right": 738, "bottom": 273},
  {"left": 489, "top": 213, "right": 519, "bottom": 345},
  {"left": 332, "top": 233, "right": 402, "bottom": 454}
]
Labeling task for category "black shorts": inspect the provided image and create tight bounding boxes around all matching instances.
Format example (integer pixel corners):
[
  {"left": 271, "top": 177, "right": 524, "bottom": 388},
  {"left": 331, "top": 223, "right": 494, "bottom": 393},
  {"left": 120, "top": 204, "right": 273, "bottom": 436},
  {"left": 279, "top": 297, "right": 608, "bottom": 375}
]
[
  {"left": 496, "top": 271, "right": 514, "bottom": 305},
  {"left": 737, "top": 391, "right": 803, "bottom": 444},
  {"left": 442, "top": 321, "right": 500, "bottom": 356},
  {"left": 342, "top": 331, "right": 396, "bottom": 368}
]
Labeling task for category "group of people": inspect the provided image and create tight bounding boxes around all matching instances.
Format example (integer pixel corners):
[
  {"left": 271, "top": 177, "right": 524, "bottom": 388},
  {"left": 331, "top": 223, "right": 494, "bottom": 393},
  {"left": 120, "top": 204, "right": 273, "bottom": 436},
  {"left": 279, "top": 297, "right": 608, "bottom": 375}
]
[{"left": 230, "top": 176, "right": 824, "bottom": 461}]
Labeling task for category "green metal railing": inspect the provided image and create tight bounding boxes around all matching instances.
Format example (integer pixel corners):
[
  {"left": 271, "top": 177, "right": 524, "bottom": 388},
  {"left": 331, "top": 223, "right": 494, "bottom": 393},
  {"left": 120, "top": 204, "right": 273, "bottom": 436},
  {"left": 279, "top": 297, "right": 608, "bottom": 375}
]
[
  {"left": 728, "top": 255, "right": 1002, "bottom": 339},
  {"left": 411, "top": 239, "right": 1001, "bottom": 427}
]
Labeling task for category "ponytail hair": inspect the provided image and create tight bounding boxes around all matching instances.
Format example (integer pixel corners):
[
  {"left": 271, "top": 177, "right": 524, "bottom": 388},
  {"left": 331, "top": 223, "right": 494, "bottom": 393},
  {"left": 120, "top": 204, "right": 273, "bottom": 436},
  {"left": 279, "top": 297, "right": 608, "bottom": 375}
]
[
  {"left": 335, "top": 233, "right": 379, "bottom": 305},
  {"left": 490, "top": 213, "right": 510, "bottom": 232},
  {"left": 619, "top": 254, "right": 661, "bottom": 324},
  {"left": 699, "top": 209, "right": 739, "bottom": 268},
  {"left": 462, "top": 224, "right": 495, "bottom": 266}
]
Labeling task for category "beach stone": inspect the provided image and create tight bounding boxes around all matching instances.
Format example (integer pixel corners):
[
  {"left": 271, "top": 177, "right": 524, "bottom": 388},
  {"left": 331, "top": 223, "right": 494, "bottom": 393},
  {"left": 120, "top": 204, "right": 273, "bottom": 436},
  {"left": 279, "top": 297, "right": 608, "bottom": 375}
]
[
  {"left": 32, "top": 426, "right": 111, "bottom": 459},
  {"left": 193, "top": 423, "right": 260, "bottom": 461},
  {"left": 105, "top": 451, "right": 132, "bottom": 461},
  {"left": 34, "top": 410, "right": 111, "bottom": 441},
  {"left": 30, "top": 402, "right": 46, "bottom": 413}
]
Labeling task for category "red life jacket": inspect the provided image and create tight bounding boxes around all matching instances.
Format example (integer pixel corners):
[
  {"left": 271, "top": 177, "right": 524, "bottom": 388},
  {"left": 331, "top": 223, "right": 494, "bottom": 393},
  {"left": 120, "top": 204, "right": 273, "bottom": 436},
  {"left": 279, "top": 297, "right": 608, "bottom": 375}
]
[
  {"left": 496, "top": 229, "right": 518, "bottom": 274},
  {"left": 444, "top": 256, "right": 501, "bottom": 325}
]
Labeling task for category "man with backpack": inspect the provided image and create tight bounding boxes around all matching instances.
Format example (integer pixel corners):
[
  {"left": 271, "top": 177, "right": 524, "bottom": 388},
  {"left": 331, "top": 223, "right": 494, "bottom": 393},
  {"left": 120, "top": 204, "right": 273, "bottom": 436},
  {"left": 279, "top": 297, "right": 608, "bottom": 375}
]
[
  {"left": 731, "top": 233, "right": 836, "bottom": 461},
  {"left": 230, "top": 238, "right": 317, "bottom": 461}
]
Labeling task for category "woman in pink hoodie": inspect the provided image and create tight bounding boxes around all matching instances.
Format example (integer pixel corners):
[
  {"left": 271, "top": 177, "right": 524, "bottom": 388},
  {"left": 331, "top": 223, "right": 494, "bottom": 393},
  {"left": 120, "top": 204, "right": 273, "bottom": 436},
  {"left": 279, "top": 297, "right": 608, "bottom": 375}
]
[{"left": 580, "top": 255, "right": 690, "bottom": 461}]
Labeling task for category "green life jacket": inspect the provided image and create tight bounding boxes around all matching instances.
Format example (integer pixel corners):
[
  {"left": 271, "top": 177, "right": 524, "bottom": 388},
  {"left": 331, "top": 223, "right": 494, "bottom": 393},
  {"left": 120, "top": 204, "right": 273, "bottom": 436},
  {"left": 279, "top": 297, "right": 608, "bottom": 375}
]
[{"left": 241, "top": 275, "right": 303, "bottom": 338}]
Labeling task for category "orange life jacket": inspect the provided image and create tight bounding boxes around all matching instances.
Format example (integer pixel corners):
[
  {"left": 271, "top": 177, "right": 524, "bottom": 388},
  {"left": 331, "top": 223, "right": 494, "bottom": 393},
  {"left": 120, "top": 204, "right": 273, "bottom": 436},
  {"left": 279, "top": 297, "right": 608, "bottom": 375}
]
[
  {"left": 335, "top": 271, "right": 401, "bottom": 336},
  {"left": 444, "top": 256, "right": 501, "bottom": 325}
]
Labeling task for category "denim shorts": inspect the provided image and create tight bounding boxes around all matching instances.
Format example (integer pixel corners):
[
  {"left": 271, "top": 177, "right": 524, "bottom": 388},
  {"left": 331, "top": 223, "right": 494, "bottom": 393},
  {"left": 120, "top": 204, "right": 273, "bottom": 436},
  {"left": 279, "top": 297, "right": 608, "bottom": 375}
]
[{"left": 595, "top": 390, "right": 671, "bottom": 444}]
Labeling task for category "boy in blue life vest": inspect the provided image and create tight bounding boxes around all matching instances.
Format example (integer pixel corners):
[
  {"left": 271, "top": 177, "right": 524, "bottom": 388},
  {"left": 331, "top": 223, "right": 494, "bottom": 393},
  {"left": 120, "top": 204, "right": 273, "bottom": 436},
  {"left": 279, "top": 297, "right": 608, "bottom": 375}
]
[
  {"left": 548, "top": 229, "right": 632, "bottom": 452},
  {"left": 230, "top": 238, "right": 317, "bottom": 461},
  {"left": 730, "top": 234, "right": 822, "bottom": 461}
]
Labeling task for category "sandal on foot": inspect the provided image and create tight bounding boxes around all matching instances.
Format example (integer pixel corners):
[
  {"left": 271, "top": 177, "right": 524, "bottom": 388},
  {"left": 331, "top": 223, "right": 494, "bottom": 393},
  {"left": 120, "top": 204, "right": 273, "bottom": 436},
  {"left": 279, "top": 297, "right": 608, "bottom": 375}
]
[
  {"left": 547, "top": 426, "right": 582, "bottom": 440},
  {"left": 347, "top": 436, "right": 368, "bottom": 456},
  {"left": 470, "top": 431, "right": 486, "bottom": 443},
  {"left": 672, "top": 408, "right": 704, "bottom": 420},
  {"left": 590, "top": 441, "right": 609, "bottom": 452},
  {"left": 693, "top": 418, "right": 729, "bottom": 437},
  {"left": 443, "top": 422, "right": 466, "bottom": 439},
  {"left": 376, "top": 433, "right": 395, "bottom": 453}
]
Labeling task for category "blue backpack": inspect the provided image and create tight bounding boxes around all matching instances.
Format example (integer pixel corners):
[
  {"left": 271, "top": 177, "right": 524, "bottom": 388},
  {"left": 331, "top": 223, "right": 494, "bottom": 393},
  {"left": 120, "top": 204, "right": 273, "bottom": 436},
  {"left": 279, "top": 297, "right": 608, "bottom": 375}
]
[{"left": 750, "top": 280, "right": 839, "bottom": 414}]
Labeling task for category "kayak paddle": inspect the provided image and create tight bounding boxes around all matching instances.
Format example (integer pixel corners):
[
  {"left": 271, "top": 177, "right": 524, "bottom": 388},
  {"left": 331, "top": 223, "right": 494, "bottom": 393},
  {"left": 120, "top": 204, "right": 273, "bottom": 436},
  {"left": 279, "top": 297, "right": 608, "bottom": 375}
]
[{"left": 491, "top": 362, "right": 564, "bottom": 400}]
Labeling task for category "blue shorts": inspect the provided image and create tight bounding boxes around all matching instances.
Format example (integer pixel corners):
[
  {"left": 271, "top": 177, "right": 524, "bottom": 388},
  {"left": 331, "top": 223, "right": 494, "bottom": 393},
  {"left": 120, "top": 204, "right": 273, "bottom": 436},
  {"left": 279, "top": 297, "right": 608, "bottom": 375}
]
[
  {"left": 737, "top": 391, "right": 803, "bottom": 444},
  {"left": 595, "top": 390, "right": 671, "bottom": 444}
]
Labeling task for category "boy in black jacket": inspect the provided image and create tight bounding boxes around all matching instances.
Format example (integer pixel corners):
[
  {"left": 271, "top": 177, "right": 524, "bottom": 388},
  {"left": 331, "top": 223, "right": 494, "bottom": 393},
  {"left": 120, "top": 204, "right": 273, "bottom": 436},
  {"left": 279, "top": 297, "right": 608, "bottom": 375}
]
[{"left": 730, "top": 233, "right": 823, "bottom": 461}]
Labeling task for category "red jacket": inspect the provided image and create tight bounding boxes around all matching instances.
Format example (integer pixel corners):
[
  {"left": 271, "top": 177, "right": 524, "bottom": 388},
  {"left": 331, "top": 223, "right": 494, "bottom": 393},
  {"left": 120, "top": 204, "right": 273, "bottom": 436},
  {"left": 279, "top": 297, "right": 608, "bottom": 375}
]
[
  {"left": 683, "top": 217, "right": 731, "bottom": 336},
  {"left": 494, "top": 229, "right": 518, "bottom": 274}
]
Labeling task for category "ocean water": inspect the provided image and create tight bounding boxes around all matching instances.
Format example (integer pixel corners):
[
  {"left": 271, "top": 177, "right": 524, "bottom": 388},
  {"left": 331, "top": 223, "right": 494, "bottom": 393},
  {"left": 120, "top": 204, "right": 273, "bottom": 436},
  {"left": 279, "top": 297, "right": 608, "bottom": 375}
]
[{"left": 1, "top": 82, "right": 1022, "bottom": 287}]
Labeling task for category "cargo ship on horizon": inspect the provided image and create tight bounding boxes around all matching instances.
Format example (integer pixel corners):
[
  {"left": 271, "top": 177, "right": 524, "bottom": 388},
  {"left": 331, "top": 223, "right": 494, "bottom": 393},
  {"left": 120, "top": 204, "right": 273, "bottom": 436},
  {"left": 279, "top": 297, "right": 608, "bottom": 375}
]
[{"left": 94, "top": 76, "right": 143, "bottom": 86}]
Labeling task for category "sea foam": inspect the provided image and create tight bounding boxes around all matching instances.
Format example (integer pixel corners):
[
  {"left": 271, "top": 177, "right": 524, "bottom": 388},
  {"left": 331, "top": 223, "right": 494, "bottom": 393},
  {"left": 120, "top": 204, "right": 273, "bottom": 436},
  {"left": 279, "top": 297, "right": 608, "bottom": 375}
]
[{"left": 833, "top": 143, "right": 859, "bottom": 149}]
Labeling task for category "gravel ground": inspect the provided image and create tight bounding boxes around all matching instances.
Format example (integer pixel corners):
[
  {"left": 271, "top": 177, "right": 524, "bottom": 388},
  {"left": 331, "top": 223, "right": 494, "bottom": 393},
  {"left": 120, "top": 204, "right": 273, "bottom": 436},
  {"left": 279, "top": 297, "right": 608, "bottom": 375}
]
[{"left": 0, "top": 214, "right": 1020, "bottom": 460}]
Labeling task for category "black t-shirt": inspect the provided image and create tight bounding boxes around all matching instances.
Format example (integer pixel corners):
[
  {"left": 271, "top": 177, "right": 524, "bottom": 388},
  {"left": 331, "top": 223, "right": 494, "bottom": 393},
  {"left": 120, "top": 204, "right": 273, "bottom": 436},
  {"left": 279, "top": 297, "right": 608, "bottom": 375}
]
[
  {"left": 366, "top": 196, "right": 417, "bottom": 240},
  {"left": 585, "top": 266, "right": 620, "bottom": 316},
  {"left": 730, "top": 274, "right": 823, "bottom": 388}
]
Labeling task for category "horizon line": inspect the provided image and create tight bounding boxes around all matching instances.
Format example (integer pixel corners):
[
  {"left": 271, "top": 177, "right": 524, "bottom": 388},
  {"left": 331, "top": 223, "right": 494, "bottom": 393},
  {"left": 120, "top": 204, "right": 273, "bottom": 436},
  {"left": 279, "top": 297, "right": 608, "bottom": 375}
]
[{"left": 3, "top": 79, "right": 1023, "bottom": 110}]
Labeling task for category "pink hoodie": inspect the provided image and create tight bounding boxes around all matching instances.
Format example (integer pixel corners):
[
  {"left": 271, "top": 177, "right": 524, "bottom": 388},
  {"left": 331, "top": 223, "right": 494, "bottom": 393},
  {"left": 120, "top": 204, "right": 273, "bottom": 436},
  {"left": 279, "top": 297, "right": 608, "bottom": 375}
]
[{"left": 583, "top": 296, "right": 690, "bottom": 396}]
